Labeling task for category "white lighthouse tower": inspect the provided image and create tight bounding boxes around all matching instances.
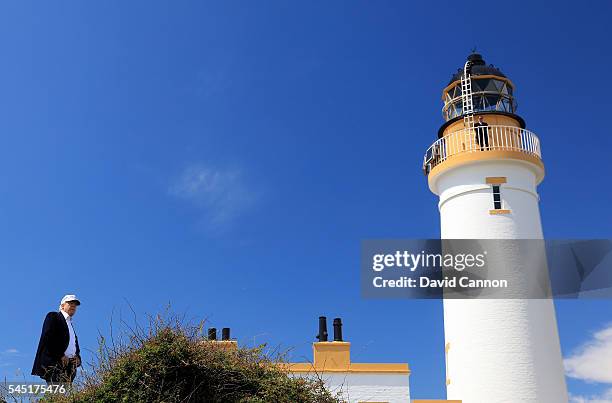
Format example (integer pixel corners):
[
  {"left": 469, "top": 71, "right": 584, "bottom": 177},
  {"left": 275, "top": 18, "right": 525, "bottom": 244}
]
[{"left": 423, "top": 53, "right": 568, "bottom": 402}]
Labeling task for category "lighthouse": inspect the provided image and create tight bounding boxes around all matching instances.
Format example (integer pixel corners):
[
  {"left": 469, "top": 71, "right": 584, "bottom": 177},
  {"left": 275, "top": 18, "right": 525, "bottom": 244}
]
[{"left": 423, "top": 53, "right": 568, "bottom": 402}]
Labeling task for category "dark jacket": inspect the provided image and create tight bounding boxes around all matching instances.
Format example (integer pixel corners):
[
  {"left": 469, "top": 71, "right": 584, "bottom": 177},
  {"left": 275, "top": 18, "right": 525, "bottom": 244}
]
[
  {"left": 31, "top": 311, "right": 80, "bottom": 377},
  {"left": 474, "top": 121, "right": 489, "bottom": 131}
]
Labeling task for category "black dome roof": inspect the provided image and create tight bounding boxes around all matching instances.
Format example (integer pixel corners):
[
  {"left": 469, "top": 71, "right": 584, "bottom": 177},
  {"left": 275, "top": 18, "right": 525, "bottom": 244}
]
[{"left": 449, "top": 53, "right": 506, "bottom": 85}]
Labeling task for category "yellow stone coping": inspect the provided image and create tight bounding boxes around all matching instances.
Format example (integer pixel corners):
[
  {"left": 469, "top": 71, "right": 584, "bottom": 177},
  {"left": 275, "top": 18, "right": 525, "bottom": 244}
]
[
  {"left": 281, "top": 362, "right": 410, "bottom": 374},
  {"left": 486, "top": 176, "right": 507, "bottom": 184},
  {"left": 489, "top": 209, "right": 511, "bottom": 215}
]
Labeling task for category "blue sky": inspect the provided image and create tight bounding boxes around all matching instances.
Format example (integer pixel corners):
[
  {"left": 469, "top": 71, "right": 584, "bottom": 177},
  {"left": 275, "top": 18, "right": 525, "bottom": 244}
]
[{"left": 0, "top": 1, "right": 611, "bottom": 400}]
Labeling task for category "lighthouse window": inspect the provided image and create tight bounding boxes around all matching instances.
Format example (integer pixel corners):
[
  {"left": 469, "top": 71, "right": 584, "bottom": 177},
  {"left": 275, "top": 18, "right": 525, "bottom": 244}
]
[{"left": 492, "top": 185, "right": 502, "bottom": 210}]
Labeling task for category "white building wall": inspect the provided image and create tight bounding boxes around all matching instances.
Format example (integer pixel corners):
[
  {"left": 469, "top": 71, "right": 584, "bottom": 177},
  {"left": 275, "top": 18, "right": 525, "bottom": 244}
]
[
  {"left": 293, "top": 372, "right": 410, "bottom": 403},
  {"left": 435, "top": 160, "right": 543, "bottom": 239},
  {"left": 431, "top": 160, "right": 568, "bottom": 403}
]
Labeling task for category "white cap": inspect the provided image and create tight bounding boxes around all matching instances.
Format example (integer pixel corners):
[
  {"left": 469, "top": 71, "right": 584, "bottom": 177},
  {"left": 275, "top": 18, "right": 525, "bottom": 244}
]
[{"left": 60, "top": 294, "right": 81, "bottom": 305}]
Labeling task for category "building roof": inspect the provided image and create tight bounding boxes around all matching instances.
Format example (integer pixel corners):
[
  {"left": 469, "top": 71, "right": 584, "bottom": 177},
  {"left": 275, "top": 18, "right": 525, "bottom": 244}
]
[{"left": 449, "top": 53, "right": 506, "bottom": 84}]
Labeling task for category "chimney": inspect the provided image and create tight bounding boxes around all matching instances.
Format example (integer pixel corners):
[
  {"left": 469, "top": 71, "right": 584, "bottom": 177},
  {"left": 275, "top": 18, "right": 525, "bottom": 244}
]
[
  {"left": 313, "top": 316, "right": 350, "bottom": 370},
  {"left": 316, "top": 316, "right": 328, "bottom": 342},
  {"left": 333, "top": 318, "right": 343, "bottom": 341},
  {"left": 204, "top": 327, "right": 237, "bottom": 351}
]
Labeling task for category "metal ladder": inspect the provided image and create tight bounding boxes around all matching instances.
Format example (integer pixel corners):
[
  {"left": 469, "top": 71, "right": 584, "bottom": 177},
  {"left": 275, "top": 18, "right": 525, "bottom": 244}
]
[{"left": 460, "top": 60, "right": 475, "bottom": 130}]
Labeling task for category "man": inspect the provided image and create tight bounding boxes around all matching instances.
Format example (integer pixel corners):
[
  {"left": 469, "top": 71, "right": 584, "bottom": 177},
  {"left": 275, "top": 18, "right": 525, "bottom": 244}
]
[
  {"left": 32, "top": 295, "right": 82, "bottom": 384},
  {"left": 474, "top": 115, "right": 490, "bottom": 151}
]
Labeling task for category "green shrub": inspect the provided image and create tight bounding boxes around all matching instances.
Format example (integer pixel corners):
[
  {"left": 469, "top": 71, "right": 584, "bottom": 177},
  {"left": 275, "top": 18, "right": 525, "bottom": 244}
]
[{"left": 44, "top": 313, "right": 342, "bottom": 403}]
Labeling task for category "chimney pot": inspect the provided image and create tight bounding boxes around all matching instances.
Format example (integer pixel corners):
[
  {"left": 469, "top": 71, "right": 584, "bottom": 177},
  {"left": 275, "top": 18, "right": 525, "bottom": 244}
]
[
  {"left": 333, "top": 318, "right": 343, "bottom": 341},
  {"left": 316, "top": 316, "right": 328, "bottom": 342}
]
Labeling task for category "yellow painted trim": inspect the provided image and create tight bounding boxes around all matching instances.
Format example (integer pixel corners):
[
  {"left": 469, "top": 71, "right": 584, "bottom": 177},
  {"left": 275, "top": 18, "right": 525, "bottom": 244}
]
[
  {"left": 283, "top": 341, "right": 410, "bottom": 374},
  {"left": 441, "top": 114, "right": 522, "bottom": 137},
  {"left": 486, "top": 176, "right": 507, "bottom": 184},
  {"left": 314, "top": 341, "right": 351, "bottom": 345},
  {"left": 314, "top": 342, "right": 351, "bottom": 347},
  {"left": 282, "top": 362, "right": 410, "bottom": 374},
  {"left": 350, "top": 363, "right": 410, "bottom": 372},
  {"left": 428, "top": 150, "right": 545, "bottom": 191},
  {"left": 282, "top": 363, "right": 317, "bottom": 372},
  {"left": 489, "top": 209, "right": 511, "bottom": 215}
]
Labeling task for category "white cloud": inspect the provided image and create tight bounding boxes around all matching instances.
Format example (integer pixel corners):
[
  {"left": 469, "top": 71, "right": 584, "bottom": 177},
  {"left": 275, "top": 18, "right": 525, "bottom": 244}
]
[
  {"left": 169, "top": 164, "right": 255, "bottom": 227},
  {"left": 565, "top": 324, "right": 612, "bottom": 384},
  {"left": 570, "top": 388, "right": 612, "bottom": 403},
  {"left": 4, "top": 348, "right": 18, "bottom": 354}
]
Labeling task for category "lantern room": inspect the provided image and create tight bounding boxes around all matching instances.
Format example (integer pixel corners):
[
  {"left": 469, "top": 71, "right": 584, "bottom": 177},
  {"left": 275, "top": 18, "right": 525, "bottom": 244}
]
[{"left": 442, "top": 53, "right": 517, "bottom": 121}]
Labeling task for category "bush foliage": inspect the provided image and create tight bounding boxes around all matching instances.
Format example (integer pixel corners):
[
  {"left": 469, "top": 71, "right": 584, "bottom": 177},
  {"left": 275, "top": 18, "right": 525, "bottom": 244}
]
[{"left": 44, "top": 313, "right": 342, "bottom": 403}]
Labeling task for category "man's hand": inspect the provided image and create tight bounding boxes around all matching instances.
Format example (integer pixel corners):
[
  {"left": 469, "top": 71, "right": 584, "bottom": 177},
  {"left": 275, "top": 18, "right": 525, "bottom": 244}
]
[{"left": 61, "top": 356, "right": 70, "bottom": 366}]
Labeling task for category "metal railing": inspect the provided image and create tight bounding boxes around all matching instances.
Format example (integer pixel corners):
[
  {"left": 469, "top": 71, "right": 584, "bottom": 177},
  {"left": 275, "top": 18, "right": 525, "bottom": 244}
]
[{"left": 423, "top": 125, "right": 542, "bottom": 174}]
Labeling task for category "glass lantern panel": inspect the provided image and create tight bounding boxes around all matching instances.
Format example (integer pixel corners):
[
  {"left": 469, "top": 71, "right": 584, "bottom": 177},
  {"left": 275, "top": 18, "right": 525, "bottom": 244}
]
[
  {"left": 475, "top": 95, "right": 485, "bottom": 110},
  {"left": 455, "top": 102, "right": 463, "bottom": 116},
  {"left": 486, "top": 95, "right": 499, "bottom": 107},
  {"left": 479, "top": 78, "right": 491, "bottom": 92},
  {"left": 455, "top": 85, "right": 462, "bottom": 98},
  {"left": 499, "top": 99, "right": 509, "bottom": 112},
  {"left": 485, "top": 79, "right": 499, "bottom": 92}
]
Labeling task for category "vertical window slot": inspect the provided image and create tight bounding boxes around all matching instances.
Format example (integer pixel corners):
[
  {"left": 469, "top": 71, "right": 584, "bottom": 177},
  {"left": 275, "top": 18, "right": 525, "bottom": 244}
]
[{"left": 492, "top": 185, "right": 502, "bottom": 210}]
